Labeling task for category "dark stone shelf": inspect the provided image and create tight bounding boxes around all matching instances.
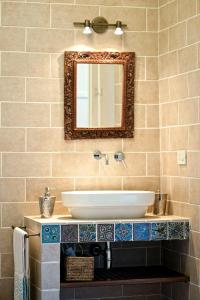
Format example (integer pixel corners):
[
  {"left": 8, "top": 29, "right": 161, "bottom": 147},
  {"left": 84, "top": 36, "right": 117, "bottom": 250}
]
[{"left": 60, "top": 266, "right": 189, "bottom": 288}]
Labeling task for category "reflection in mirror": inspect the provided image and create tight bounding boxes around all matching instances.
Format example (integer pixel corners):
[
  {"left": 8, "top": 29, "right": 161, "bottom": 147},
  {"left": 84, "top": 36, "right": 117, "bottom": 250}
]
[{"left": 76, "top": 63, "right": 123, "bottom": 128}]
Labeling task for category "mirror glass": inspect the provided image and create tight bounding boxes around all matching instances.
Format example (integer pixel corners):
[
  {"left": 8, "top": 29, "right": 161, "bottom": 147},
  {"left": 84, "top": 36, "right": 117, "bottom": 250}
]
[{"left": 76, "top": 63, "right": 123, "bottom": 128}]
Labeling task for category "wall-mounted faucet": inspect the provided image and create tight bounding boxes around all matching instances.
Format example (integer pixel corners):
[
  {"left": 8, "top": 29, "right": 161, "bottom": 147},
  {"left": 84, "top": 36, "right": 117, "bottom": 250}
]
[{"left": 93, "top": 150, "right": 109, "bottom": 165}]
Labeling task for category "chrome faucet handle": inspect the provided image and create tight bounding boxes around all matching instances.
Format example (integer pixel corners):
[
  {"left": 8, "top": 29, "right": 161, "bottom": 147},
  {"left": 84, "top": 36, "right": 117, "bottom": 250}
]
[
  {"left": 114, "top": 151, "right": 125, "bottom": 161},
  {"left": 114, "top": 151, "right": 126, "bottom": 168},
  {"left": 93, "top": 150, "right": 109, "bottom": 165}
]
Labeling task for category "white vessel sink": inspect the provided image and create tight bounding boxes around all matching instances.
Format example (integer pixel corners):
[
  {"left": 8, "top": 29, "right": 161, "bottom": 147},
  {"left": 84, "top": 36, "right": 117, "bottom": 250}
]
[{"left": 61, "top": 190, "right": 155, "bottom": 219}]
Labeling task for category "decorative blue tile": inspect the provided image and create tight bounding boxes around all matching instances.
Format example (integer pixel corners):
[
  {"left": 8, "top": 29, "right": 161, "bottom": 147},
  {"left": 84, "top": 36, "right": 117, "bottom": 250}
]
[
  {"left": 168, "top": 222, "right": 184, "bottom": 240},
  {"left": 61, "top": 224, "right": 78, "bottom": 243},
  {"left": 42, "top": 225, "right": 60, "bottom": 243},
  {"left": 151, "top": 222, "right": 167, "bottom": 240},
  {"left": 184, "top": 222, "right": 190, "bottom": 239},
  {"left": 115, "top": 223, "right": 132, "bottom": 241},
  {"left": 133, "top": 223, "right": 150, "bottom": 241},
  {"left": 97, "top": 224, "right": 114, "bottom": 242},
  {"left": 79, "top": 224, "right": 96, "bottom": 242}
]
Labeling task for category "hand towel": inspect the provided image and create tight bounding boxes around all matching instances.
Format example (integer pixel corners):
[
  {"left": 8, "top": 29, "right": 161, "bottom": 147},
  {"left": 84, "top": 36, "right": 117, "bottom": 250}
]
[{"left": 13, "top": 227, "right": 30, "bottom": 300}]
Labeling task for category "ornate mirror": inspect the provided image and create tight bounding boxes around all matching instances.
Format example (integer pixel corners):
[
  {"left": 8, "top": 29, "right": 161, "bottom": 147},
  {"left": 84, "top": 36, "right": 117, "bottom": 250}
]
[{"left": 64, "top": 51, "right": 135, "bottom": 139}]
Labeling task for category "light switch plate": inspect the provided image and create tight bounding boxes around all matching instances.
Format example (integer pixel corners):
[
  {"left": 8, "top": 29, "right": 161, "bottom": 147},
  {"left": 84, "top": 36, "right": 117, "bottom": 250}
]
[{"left": 177, "top": 150, "right": 187, "bottom": 165}]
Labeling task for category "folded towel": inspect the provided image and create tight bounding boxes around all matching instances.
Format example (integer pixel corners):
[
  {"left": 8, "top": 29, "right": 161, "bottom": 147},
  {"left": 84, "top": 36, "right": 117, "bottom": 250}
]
[{"left": 13, "top": 227, "right": 30, "bottom": 300}]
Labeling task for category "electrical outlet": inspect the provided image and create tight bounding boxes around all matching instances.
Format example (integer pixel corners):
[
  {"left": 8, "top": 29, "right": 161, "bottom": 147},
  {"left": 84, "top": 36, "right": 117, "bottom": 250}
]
[{"left": 177, "top": 150, "right": 187, "bottom": 165}]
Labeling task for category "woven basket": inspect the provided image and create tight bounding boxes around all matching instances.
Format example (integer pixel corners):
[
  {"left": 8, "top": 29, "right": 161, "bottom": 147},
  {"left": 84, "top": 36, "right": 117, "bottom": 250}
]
[{"left": 64, "top": 256, "right": 94, "bottom": 281}]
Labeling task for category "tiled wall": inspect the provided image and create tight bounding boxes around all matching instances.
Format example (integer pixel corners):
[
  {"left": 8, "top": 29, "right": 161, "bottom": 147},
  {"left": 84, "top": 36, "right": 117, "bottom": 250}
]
[
  {"left": 0, "top": 0, "right": 160, "bottom": 298},
  {"left": 158, "top": 0, "right": 200, "bottom": 299}
]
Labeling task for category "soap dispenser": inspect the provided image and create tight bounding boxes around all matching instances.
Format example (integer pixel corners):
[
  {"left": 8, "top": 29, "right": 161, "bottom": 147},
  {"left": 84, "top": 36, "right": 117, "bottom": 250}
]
[{"left": 39, "top": 187, "right": 56, "bottom": 218}]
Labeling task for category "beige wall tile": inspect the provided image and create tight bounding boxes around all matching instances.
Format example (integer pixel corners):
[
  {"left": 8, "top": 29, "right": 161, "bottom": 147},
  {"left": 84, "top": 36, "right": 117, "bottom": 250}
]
[
  {"left": 188, "top": 125, "right": 200, "bottom": 150},
  {"left": 0, "top": 229, "right": 13, "bottom": 253},
  {"left": 1, "top": 52, "right": 50, "bottom": 77},
  {"left": 123, "top": 129, "right": 160, "bottom": 152},
  {"left": 51, "top": 104, "right": 64, "bottom": 127},
  {"left": 40, "top": 262, "right": 60, "bottom": 289},
  {"left": 188, "top": 70, "right": 200, "bottom": 98},
  {"left": 159, "top": 51, "right": 178, "bottom": 78},
  {"left": 178, "top": 0, "right": 197, "bottom": 21},
  {"left": 147, "top": 153, "right": 160, "bottom": 176},
  {"left": 159, "top": 0, "right": 169, "bottom": 6},
  {"left": 190, "top": 231, "right": 200, "bottom": 258},
  {"left": 135, "top": 80, "right": 158, "bottom": 104},
  {"left": 27, "top": 128, "right": 74, "bottom": 152},
  {"left": 171, "top": 177, "right": 189, "bottom": 203},
  {"left": 159, "top": 79, "right": 170, "bottom": 103},
  {"left": 159, "top": 0, "right": 177, "bottom": 30},
  {"left": 159, "top": 29, "right": 169, "bottom": 55},
  {"left": 169, "top": 22, "right": 186, "bottom": 51},
  {"left": 135, "top": 57, "right": 145, "bottom": 80},
  {"left": 100, "top": 154, "right": 146, "bottom": 176},
  {"left": 75, "top": 177, "right": 122, "bottom": 190},
  {"left": 134, "top": 105, "right": 145, "bottom": 128},
  {"left": 0, "top": 27, "right": 25, "bottom": 51},
  {"left": 187, "top": 15, "right": 200, "bottom": 45},
  {"left": 52, "top": 153, "right": 99, "bottom": 176},
  {"left": 146, "top": 57, "right": 158, "bottom": 80},
  {"left": 1, "top": 103, "right": 50, "bottom": 127},
  {"left": 0, "top": 279, "right": 13, "bottom": 300},
  {"left": 179, "top": 99, "right": 199, "bottom": 125},
  {"left": 75, "top": 138, "right": 122, "bottom": 152},
  {"left": 161, "top": 102, "right": 178, "bottom": 126},
  {"left": 2, "top": 203, "right": 40, "bottom": 227},
  {"left": 189, "top": 283, "right": 200, "bottom": 300},
  {"left": 181, "top": 255, "right": 200, "bottom": 285},
  {"left": 1, "top": 3, "right": 50, "bottom": 27},
  {"left": 198, "top": 0, "right": 200, "bottom": 13},
  {"left": 27, "top": 28, "right": 74, "bottom": 53},
  {"left": 0, "top": 179, "right": 25, "bottom": 202},
  {"left": 0, "top": 77, "right": 25, "bottom": 102},
  {"left": 123, "top": 177, "right": 160, "bottom": 191},
  {"left": 160, "top": 128, "right": 170, "bottom": 151},
  {"left": 51, "top": 53, "right": 64, "bottom": 78},
  {"left": 170, "top": 126, "right": 188, "bottom": 150},
  {"left": 189, "top": 179, "right": 200, "bottom": 205},
  {"left": 26, "top": 178, "right": 73, "bottom": 202},
  {"left": 75, "top": 29, "right": 123, "bottom": 52},
  {"left": 169, "top": 74, "right": 188, "bottom": 101},
  {"left": 75, "top": 0, "right": 158, "bottom": 6},
  {"left": 178, "top": 44, "right": 198, "bottom": 73},
  {"left": 0, "top": 128, "right": 25, "bottom": 152},
  {"left": 27, "top": 78, "right": 64, "bottom": 102},
  {"left": 1, "top": 254, "right": 13, "bottom": 277},
  {"left": 124, "top": 32, "right": 158, "bottom": 56},
  {"left": 161, "top": 152, "right": 179, "bottom": 176},
  {"left": 2, "top": 153, "right": 51, "bottom": 177},
  {"left": 179, "top": 152, "right": 200, "bottom": 178},
  {"left": 101, "top": 7, "right": 146, "bottom": 31},
  {"left": 51, "top": 5, "right": 98, "bottom": 29},
  {"left": 147, "top": 8, "right": 158, "bottom": 31},
  {"left": 146, "top": 105, "right": 159, "bottom": 128}
]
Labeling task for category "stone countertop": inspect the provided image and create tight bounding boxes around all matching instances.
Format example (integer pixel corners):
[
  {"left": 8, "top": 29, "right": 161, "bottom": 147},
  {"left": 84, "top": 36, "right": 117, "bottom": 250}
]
[{"left": 24, "top": 214, "right": 190, "bottom": 225}]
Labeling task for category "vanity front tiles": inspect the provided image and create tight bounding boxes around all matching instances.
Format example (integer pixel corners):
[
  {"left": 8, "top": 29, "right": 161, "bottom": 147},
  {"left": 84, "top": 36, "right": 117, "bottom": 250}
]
[
  {"left": 79, "top": 224, "right": 96, "bottom": 242},
  {"left": 133, "top": 223, "right": 150, "bottom": 241},
  {"left": 115, "top": 223, "right": 132, "bottom": 241},
  {"left": 61, "top": 224, "right": 78, "bottom": 243},
  {"left": 97, "top": 223, "right": 114, "bottom": 242},
  {"left": 42, "top": 224, "right": 60, "bottom": 243}
]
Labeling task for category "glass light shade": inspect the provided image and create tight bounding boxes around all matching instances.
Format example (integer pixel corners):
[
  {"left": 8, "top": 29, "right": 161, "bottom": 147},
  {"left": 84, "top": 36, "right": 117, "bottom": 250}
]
[
  {"left": 83, "top": 26, "right": 92, "bottom": 34},
  {"left": 114, "top": 26, "right": 123, "bottom": 35}
]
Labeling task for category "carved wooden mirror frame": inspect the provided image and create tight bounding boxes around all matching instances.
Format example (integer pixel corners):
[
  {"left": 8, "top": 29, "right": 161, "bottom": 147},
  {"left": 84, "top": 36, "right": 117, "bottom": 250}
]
[{"left": 64, "top": 51, "right": 135, "bottom": 140}]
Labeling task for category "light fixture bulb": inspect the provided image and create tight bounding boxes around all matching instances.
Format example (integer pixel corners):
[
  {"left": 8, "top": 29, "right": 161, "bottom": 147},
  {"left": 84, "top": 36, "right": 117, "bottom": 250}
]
[
  {"left": 114, "top": 20, "right": 123, "bottom": 35},
  {"left": 83, "top": 20, "right": 92, "bottom": 34}
]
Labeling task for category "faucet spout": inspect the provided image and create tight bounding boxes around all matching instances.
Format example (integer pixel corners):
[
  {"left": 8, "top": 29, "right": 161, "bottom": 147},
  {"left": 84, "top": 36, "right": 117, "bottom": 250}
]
[{"left": 93, "top": 150, "right": 109, "bottom": 165}]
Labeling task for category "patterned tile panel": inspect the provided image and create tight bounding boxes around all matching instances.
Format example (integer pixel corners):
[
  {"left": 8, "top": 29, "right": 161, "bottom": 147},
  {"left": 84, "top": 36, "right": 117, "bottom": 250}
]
[
  {"left": 79, "top": 224, "right": 96, "bottom": 242},
  {"left": 42, "top": 225, "right": 60, "bottom": 243},
  {"left": 133, "top": 223, "right": 150, "bottom": 241},
  {"left": 151, "top": 222, "right": 167, "bottom": 240},
  {"left": 41, "top": 221, "right": 190, "bottom": 243},
  {"left": 168, "top": 222, "right": 184, "bottom": 240},
  {"left": 115, "top": 223, "right": 132, "bottom": 241},
  {"left": 97, "top": 224, "right": 114, "bottom": 242},
  {"left": 61, "top": 224, "right": 78, "bottom": 243}
]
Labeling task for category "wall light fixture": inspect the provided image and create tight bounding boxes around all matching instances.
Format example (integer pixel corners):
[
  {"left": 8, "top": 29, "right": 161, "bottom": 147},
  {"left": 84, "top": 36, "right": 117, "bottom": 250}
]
[{"left": 74, "top": 16, "right": 127, "bottom": 35}]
